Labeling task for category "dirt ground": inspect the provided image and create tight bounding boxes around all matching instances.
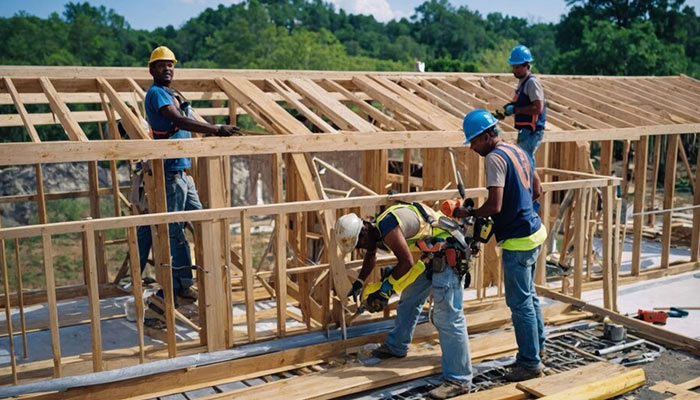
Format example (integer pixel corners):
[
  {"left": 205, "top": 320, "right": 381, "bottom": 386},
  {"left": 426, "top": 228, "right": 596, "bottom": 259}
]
[{"left": 622, "top": 350, "right": 700, "bottom": 399}]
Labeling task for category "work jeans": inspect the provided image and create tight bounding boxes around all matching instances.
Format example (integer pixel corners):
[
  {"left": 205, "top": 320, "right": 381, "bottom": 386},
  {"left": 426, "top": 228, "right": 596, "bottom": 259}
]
[
  {"left": 502, "top": 246, "right": 546, "bottom": 369},
  {"left": 517, "top": 128, "right": 544, "bottom": 168},
  {"left": 136, "top": 170, "right": 202, "bottom": 293},
  {"left": 384, "top": 267, "right": 473, "bottom": 384}
]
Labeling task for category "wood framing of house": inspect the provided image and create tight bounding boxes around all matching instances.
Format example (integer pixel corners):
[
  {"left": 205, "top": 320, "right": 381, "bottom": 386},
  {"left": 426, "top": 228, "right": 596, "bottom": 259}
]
[{"left": 0, "top": 66, "right": 698, "bottom": 397}]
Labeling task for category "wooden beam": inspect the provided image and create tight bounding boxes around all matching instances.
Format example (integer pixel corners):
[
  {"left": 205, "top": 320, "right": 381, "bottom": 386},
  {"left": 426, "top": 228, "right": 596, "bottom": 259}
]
[
  {"left": 3, "top": 77, "right": 40, "bottom": 142},
  {"left": 3, "top": 123, "right": 700, "bottom": 166},
  {"left": 95, "top": 77, "right": 149, "bottom": 140},
  {"left": 319, "top": 79, "right": 405, "bottom": 131},
  {"left": 0, "top": 179, "right": 621, "bottom": 242},
  {"left": 266, "top": 79, "right": 337, "bottom": 134},
  {"left": 38, "top": 77, "right": 89, "bottom": 141}
]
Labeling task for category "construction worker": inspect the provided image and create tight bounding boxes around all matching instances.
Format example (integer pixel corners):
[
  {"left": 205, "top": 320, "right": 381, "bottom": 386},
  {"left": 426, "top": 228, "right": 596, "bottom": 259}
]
[
  {"left": 144, "top": 46, "right": 239, "bottom": 302},
  {"left": 458, "top": 109, "right": 547, "bottom": 382},
  {"left": 337, "top": 203, "right": 473, "bottom": 399},
  {"left": 494, "top": 45, "right": 546, "bottom": 167}
]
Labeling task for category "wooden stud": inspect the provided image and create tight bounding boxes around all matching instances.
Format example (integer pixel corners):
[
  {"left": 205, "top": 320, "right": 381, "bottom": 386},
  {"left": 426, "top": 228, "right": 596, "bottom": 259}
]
[
  {"left": 678, "top": 138, "right": 695, "bottom": 194},
  {"left": 126, "top": 226, "right": 145, "bottom": 363},
  {"left": 143, "top": 159, "right": 177, "bottom": 358},
  {"left": 1, "top": 237, "right": 18, "bottom": 384},
  {"left": 275, "top": 213, "right": 288, "bottom": 338},
  {"left": 692, "top": 135, "right": 700, "bottom": 262},
  {"left": 88, "top": 161, "right": 108, "bottom": 284},
  {"left": 240, "top": 210, "right": 256, "bottom": 342},
  {"left": 42, "top": 234, "right": 62, "bottom": 377},
  {"left": 632, "top": 136, "right": 649, "bottom": 276},
  {"left": 83, "top": 226, "right": 104, "bottom": 372},
  {"left": 573, "top": 188, "right": 586, "bottom": 298},
  {"left": 612, "top": 193, "right": 622, "bottom": 312},
  {"left": 661, "top": 134, "right": 679, "bottom": 269},
  {"left": 13, "top": 238, "right": 28, "bottom": 358},
  {"left": 601, "top": 185, "right": 615, "bottom": 310},
  {"left": 648, "top": 135, "right": 662, "bottom": 226}
]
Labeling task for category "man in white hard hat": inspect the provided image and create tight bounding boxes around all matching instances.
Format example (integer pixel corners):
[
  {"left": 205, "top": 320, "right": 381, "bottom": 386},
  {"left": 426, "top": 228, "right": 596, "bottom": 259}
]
[
  {"left": 143, "top": 46, "right": 240, "bottom": 303},
  {"left": 336, "top": 203, "right": 473, "bottom": 399}
]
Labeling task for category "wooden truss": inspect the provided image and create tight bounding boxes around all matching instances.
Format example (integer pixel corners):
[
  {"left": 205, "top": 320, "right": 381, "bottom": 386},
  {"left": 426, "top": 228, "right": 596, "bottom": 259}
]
[{"left": 0, "top": 66, "right": 699, "bottom": 390}]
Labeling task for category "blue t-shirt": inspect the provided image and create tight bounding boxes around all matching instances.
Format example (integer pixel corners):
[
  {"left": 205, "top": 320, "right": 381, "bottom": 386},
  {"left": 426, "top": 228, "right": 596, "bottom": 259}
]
[{"left": 145, "top": 84, "right": 192, "bottom": 171}]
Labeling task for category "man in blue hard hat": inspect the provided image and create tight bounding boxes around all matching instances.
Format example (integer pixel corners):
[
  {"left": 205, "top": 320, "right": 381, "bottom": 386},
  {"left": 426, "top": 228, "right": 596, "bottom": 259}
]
[
  {"left": 456, "top": 109, "right": 547, "bottom": 382},
  {"left": 494, "top": 45, "right": 546, "bottom": 167}
]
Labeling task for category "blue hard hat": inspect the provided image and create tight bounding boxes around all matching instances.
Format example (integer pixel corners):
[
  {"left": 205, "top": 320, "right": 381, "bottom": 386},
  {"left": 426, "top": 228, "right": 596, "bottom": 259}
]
[
  {"left": 507, "top": 45, "right": 533, "bottom": 65},
  {"left": 462, "top": 109, "right": 498, "bottom": 145}
]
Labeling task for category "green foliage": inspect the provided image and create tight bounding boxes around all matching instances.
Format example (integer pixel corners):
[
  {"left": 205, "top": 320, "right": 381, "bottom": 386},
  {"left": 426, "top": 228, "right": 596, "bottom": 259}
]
[
  {"left": 0, "top": 0, "right": 699, "bottom": 78},
  {"left": 553, "top": 19, "right": 688, "bottom": 75}
]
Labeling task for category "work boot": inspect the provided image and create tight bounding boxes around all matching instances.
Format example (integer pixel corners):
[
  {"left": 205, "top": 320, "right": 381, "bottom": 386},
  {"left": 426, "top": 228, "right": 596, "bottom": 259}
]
[
  {"left": 178, "top": 286, "right": 199, "bottom": 302},
  {"left": 371, "top": 343, "right": 405, "bottom": 360},
  {"left": 427, "top": 380, "right": 472, "bottom": 399},
  {"left": 505, "top": 349, "right": 547, "bottom": 368},
  {"left": 505, "top": 364, "right": 544, "bottom": 382}
]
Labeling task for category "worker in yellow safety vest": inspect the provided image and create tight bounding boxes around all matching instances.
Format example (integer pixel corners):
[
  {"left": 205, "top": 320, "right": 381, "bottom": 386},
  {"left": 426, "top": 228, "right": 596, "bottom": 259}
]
[{"left": 336, "top": 202, "right": 473, "bottom": 399}]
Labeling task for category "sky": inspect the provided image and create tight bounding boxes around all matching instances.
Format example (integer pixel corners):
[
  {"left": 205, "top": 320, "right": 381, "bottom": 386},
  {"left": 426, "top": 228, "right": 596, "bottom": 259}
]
[{"left": 1, "top": 0, "right": 700, "bottom": 29}]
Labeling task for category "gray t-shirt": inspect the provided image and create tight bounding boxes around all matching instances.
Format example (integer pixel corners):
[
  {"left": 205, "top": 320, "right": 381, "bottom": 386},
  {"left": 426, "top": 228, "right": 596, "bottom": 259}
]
[
  {"left": 485, "top": 153, "right": 507, "bottom": 188},
  {"left": 519, "top": 74, "right": 544, "bottom": 102}
]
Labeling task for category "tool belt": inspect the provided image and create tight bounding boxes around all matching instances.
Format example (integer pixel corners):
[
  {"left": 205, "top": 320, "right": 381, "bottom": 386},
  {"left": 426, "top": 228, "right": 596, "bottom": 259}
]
[{"left": 419, "top": 237, "right": 472, "bottom": 277}]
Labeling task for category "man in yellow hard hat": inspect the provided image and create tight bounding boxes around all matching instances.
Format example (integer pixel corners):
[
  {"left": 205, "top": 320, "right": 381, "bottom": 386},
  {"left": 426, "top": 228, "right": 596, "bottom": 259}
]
[{"left": 143, "top": 46, "right": 240, "bottom": 303}]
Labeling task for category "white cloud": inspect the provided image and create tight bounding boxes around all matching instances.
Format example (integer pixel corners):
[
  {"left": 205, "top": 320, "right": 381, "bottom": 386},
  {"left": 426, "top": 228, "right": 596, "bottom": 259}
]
[{"left": 328, "top": 0, "right": 400, "bottom": 22}]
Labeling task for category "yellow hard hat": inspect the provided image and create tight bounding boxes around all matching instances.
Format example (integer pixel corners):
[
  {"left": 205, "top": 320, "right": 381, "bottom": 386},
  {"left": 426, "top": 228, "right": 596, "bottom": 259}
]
[{"left": 148, "top": 46, "right": 177, "bottom": 66}]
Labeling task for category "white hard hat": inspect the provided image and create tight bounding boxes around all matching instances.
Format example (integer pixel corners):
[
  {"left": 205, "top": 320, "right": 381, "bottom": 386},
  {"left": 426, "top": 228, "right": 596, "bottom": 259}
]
[{"left": 335, "top": 213, "right": 363, "bottom": 254}]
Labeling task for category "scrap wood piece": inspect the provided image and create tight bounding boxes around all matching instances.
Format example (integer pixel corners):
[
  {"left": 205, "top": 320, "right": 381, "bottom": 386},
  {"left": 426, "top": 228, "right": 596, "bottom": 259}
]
[
  {"left": 450, "top": 383, "right": 527, "bottom": 400},
  {"left": 516, "top": 362, "right": 627, "bottom": 397},
  {"left": 651, "top": 379, "right": 700, "bottom": 398},
  {"left": 200, "top": 330, "right": 518, "bottom": 400},
  {"left": 535, "top": 368, "right": 644, "bottom": 400}
]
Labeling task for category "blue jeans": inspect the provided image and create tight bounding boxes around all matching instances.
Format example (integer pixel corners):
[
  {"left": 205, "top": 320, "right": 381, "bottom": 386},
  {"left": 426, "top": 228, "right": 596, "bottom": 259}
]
[
  {"left": 502, "top": 246, "right": 546, "bottom": 369},
  {"left": 517, "top": 128, "right": 544, "bottom": 168},
  {"left": 136, "top": 170, "right": 202, "bottom": 293},
  {"left": 385, "top": 267, "right": 472, "bottom": 383}
]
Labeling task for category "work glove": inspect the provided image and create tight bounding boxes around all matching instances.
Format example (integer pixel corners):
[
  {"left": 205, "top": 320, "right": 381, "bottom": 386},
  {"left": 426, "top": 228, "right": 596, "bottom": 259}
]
[
  {"left": 215, "top": 125, "right": 242, "bottom": 137},
  {"left": 504, "top": 103, "right": 516, "bottom": 116},
  {"left": 366, "top": 279, "right": 394, "bottom": 313},
  {"left": 347, "top": 279, "right": 364, "bottom": 304}
]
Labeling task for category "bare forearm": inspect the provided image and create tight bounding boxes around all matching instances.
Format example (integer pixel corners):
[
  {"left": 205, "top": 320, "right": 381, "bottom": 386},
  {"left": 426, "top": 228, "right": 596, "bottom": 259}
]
[{"left": 173, "top": 117, "right": 219, "bottom": 135}]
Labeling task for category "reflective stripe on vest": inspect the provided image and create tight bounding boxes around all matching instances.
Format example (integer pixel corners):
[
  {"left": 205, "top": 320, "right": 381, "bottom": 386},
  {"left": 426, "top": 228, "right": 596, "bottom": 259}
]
[
  {"left": 490, "top": 143, "right": 542, "bottom": 243},
  {"left": 375, "top": 204, "right": 447, "bottom": 251}
]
